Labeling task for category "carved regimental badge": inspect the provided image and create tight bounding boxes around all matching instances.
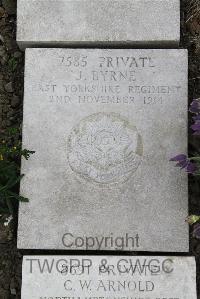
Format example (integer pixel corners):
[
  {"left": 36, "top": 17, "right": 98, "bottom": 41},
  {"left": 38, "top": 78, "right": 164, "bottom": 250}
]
[{"left": 67, "top": 112, "right": 143, "bottom": 184}]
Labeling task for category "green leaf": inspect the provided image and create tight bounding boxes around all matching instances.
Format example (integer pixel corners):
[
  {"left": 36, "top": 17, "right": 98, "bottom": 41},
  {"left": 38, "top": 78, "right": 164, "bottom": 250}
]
[
  {"left": 0, "top": 206, "right": 9, "bottom": 214},
  {"left": 6, "top": 190, "right": 29, "bottom": 202},
  {"left": 21, "top": 149, "right": 35, "bottom": 160},
  {"left": 6, "top": 127, "right": 19, "bottom": 135},
  {"left": 5, "top": 196, "right": 14, "bottom": 215},
  {"left": 190, "top": 157, "right": 200, "bottom": 162},
  {"left": 5, "top": 174, "right": 24, "bottom": 189},
  {"left": 18, "top": 196, "right": 29, "bottom": 202},
  {"left": 186, "top": 215, "right": 200, "bottom": 225},
  {"left": 0, "top": 128, "right": 32, "bottom": 215},
  {"left": 8, "top": 57, "right": 18, "bottom": 71}
]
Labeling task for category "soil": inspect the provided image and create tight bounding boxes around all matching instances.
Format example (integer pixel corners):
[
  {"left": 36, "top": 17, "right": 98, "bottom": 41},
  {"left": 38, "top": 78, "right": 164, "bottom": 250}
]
[{"left": 0, "top": 0, "right": 200, "bottom": 298}]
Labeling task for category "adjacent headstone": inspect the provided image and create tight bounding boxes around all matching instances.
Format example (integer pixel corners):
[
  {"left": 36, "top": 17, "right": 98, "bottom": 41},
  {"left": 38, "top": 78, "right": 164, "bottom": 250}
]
[
  {"left": 17, "top": 0, "right": 180, "bottom": 49},
  {"left": 18, "top": 48, "right": 188, "bottom": 251},
  {"left": 21, "top": 255, "right": 197, "bottom": 299}
]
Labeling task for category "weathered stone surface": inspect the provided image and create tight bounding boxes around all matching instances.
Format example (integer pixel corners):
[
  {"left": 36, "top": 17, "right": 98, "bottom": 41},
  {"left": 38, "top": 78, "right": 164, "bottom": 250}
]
[
  {"left": 21, "top": 256, "right": 197, "bottom": 299},
  {"left": 17, "top": 0, "right": 180, "bottom": 49},
  {"left": 18, "top": 48, "right": 188, "bottom": 251}
]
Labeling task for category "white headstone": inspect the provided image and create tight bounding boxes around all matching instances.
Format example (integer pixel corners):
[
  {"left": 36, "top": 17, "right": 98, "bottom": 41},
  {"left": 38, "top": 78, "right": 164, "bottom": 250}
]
[
  {"left": 17, "top": 0, "right": 180, "bottom": 49},
  {"left": 21, "top": 255, "right": 197, "bottom": 299},
  {"left": 18, "top": 48, "right": 188, "bottom": 251}
]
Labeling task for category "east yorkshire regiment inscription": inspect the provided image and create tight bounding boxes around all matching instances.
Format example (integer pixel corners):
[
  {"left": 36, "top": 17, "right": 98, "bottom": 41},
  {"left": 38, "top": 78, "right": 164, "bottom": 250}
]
[
  {"left": 18, "top": 49, "right": 188, "bottom": 251},
  {"left": 21, "top": 256, "right": 197, "bottom": 299}
]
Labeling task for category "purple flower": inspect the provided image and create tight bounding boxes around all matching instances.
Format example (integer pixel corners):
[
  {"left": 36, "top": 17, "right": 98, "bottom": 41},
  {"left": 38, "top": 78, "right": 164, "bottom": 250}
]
[
  {"left": 170, "top": 154, "right": 197, "bottom": 174},
  {"left": 192, "top": 115, "right": 200, "bottom": 121},
  {"left": 170, "top": 154, "right": 187, "bottom": 162},
  {"left": 186, "top": 162, "right": 197, "bottom": 174},
  {"left": 189, "top": 99, "right": 200, "bottom": 114},
  {"left": 191, "top": 123, "right": 200, "bottom": 130},
  {"left": 191, "top": 122, "right": 200, "bottom": 135},
  {"left": 177, "top": 160, "right": 188, "bottom": 169},
  {"left": 193, "top": 223, "right": 200, "bottom": 239},
  {"left": 170, "top": 154, "right": 187, "bottom": 168}
]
